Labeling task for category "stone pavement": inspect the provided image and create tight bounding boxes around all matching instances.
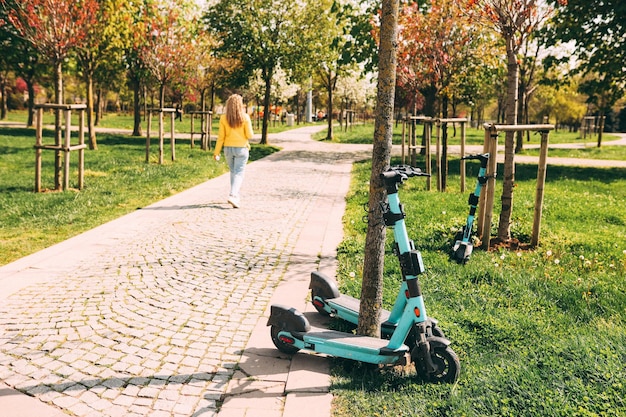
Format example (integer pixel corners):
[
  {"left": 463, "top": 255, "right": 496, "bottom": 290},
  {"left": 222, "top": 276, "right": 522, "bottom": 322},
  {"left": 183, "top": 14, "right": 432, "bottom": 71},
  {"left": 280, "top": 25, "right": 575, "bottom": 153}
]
[{"left": 0, "top": 125, "right": 372, "bottom": 417}]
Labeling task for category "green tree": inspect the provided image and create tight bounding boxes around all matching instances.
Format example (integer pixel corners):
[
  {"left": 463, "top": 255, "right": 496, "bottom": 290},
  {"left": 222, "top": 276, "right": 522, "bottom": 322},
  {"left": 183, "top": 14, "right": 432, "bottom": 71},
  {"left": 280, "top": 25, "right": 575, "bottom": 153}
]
[
  {"left": 546, "top": 0, "right": 626, "bottom": 146},
  {"left": 314, "top": 1, "right": 376, "bottom": 141},
  {"left": 204, "top": 0, "right": 323, "bottom": 144},
  {"left": 75, "top": 0, "right": 132, "bottom": 149}
]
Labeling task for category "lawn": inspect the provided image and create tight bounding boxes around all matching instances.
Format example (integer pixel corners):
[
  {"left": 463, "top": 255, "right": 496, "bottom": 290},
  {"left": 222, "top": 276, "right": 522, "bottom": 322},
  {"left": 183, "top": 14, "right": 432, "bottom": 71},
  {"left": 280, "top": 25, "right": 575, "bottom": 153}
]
[
  {"left": 325, "top": 128, "right": 626, "bottom": 416},
  {"left": 0, "top": 112, "right": 284, "bottom": 265},
  {"left": 317, "top": 122, "right": 626, "bottom": 160}
]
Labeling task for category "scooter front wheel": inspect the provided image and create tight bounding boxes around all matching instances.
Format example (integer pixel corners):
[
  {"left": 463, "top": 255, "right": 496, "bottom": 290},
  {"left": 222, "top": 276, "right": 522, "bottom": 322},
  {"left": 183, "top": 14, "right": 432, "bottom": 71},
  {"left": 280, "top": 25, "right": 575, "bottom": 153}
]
[
  {"left": 425, "top": 346, "right": 460, "bottom": 383},
  {"left": 411, "top": 346, "right": 461, "bottom": 383},
  {"left": 270, "top": 325, "right": 300, "bottom": 354}
]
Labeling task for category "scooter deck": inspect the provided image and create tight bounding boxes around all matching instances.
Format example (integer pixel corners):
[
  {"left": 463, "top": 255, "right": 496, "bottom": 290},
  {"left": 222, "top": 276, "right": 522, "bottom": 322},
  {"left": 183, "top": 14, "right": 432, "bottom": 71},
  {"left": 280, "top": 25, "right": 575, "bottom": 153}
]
[
  {"left": 301, "top": 325, "right": 409, "bottom": 356},
  {"left": 327, "top": 293, "right": 394, "bottom": 326}
]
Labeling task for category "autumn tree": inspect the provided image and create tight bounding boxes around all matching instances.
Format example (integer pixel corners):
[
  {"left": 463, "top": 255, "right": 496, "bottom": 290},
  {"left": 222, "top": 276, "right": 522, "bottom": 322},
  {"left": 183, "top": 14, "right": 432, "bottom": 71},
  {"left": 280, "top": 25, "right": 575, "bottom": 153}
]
[
  {"left": 188, "top": 32, "right": 238, "bottom": 112},
  {"left": 397, "top": 0, "right": 501, "bottom": 190},
  {"left": 357, "top": 0, "right": 399, "bottom": 338},
  {"left": 0, "top": 0, "right": 98, "bottom": 107},
  {"left": 0, "top": 19, "right": 47, "bottom": 126},
  {"left": 140, "top": 2, "right": 199, "bottom": 108},
  {"left": 461, "top": 0, "right": 564, "bottom": 243}
]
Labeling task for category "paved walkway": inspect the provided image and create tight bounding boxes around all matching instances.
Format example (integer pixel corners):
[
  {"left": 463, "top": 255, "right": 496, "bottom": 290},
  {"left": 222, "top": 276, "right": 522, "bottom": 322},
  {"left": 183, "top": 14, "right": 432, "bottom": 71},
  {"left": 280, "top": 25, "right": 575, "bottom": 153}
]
[
  {"left": 0, "top": 125, "right": 372, "bottom": 417},
  {"left": 1, "top": 125, "right": 625, "bottom": 417}
]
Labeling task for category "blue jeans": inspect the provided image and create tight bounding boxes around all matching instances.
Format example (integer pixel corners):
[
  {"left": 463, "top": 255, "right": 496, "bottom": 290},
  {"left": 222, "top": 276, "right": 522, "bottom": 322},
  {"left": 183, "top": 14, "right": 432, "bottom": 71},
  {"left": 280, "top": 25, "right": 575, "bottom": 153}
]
[{"left": 224, "top": 146, "right": 249, "bottom": 198}]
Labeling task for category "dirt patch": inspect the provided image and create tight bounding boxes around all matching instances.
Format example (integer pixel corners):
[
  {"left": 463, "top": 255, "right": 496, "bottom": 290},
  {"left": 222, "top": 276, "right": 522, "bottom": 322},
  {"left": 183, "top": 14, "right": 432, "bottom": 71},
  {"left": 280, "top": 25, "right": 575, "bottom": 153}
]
[{"left": 488, "top": 237, "right": 533, "bottom": 252}]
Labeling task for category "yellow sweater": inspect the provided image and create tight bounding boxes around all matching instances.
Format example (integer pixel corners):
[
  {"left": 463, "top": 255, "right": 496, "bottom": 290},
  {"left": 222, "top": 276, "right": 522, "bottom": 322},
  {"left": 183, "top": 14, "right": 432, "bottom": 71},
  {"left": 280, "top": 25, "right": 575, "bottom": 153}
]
[{"left": 213, "top": 114, "right": 253, "bottom": 156}]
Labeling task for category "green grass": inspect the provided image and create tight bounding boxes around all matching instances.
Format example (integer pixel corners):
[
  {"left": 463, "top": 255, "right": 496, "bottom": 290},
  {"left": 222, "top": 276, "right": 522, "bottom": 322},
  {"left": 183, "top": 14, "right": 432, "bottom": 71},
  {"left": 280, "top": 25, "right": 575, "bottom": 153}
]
[
  {"left": 0, "top": 122, "right": 280, "bottom": 265},
  {"left": 329, "top": 154, "right": 626, "bottom": 416},
  {"left": 520, "top": 145, "right": 626, "bottom": 161}
]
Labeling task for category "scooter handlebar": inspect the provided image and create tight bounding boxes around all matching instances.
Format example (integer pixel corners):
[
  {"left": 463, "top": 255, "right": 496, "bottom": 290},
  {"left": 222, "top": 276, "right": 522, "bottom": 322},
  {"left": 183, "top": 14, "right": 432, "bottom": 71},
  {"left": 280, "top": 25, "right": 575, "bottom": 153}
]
[
  {"left": 461, "top": 153, "right": 490, "bottom": 166},
  {"left": 382, "top": 165, "right": 431, "bottom": 181}
]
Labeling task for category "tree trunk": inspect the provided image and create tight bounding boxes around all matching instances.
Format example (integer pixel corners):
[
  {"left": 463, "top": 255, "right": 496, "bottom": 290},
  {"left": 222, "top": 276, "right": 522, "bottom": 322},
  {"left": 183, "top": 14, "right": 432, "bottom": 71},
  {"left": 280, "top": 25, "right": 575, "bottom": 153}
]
[
  {"left": 53, "top": 59, "right": 64, "bottom": 191},
  {"left": 131, "top": 72, "right": 142, "bottom": 137},
  {"left": 85, "top": 69, "right": 97, "bottom": 150},
  {"left": 159, "top": 83, "right": 166, "bottom": 109},
  {"left": 261, "top": 69, "right": 273, "bottom": 145},
  {"left": 325, "top": 71, "right": 334, "bottom": 140},
  {"left": 497, "top": 37, "right": 519, "bottom": 242},
  {"left": 0, "top": 74, "right": 7, "bottom": 120},
  {"left": 597, "top": 112, "right": 604, "bottom": 147},
  {"left": 95, "top": 88, "right": 102, "bottom": 126},
  {"left": 26, "top": 79, "right": 35, "bottom": 127},
  {"left": 357, "top": 0, "right": 398, "bottom": 338},
  {"left": 515, "top": 87, "right": 525, "bottom": 153}
]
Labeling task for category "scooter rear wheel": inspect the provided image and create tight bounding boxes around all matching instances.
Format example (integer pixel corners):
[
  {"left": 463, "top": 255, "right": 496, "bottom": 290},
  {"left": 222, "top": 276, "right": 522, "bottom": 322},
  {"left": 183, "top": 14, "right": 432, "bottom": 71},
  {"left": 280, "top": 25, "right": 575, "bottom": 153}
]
[
  {"left": 270, "top": 325, "right": 300, "bottom": 354},
  {"left": 310, "top": 289, "right": 331, "bottom": 316}
]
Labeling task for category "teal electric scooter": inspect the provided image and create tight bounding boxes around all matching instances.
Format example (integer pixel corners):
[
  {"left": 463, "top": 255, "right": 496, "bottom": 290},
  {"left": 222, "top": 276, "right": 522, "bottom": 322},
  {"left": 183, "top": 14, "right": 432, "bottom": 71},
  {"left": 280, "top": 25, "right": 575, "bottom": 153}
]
[
  {"left": 268, "top": 166, "right": 460, "bottom": 383},
  {"left": 309, "top": 169, "right": 444, "bottom": 341},
  {"left": 452, "top": 153, "right": 490, "bottom": 263}
]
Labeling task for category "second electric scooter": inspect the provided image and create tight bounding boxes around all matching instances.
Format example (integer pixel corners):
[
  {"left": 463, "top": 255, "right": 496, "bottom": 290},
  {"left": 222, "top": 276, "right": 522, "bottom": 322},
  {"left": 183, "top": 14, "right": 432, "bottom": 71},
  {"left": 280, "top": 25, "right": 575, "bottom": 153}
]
[
  {"left": 268, "top": 166, "right": 460, "bottom": 383},
  {"left": 452, "top": 153, "right": 490, "bottom": 263}
]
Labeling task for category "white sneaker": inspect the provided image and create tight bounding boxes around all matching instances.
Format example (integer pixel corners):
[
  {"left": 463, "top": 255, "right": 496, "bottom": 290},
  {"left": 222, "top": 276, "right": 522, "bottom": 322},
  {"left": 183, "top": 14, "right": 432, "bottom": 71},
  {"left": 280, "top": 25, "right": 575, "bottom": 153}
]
[{"left": 227, "top": 197, "right": 240, "bottom": 208}]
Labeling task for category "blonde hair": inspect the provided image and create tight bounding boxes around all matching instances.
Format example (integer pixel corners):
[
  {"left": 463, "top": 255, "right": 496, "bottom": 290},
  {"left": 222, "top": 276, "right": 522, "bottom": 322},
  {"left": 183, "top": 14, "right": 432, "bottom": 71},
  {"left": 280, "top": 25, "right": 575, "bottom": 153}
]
[{"left": 225, "top": 94, "right": 246, "bottom": 128}]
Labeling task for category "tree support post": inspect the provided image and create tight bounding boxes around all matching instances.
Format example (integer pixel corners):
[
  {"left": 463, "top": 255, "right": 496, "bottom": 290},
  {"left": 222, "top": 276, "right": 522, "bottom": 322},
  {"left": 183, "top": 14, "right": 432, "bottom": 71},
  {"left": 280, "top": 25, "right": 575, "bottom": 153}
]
[
  {"left": 480, "top": 124, "right": 499, "bottom": 250},
  {"left": 531, "top": 130, "right": 550, "bottom": 247}
]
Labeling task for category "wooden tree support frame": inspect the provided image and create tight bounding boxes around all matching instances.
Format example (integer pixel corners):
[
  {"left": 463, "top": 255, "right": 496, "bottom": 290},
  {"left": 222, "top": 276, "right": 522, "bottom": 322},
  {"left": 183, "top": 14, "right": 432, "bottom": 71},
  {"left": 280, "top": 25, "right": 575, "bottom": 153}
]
[
  {"left": 188, "top": 110, "right": 213, "bottom": 151},
  {"left": 401, "top": 116, "right": 468, "bottom": 192},
  {"left": 34, "top": 104, "right": 87, "bottom": 192},
  {"left": 477, "top": 123, "right": 554, "bottom": 251},
  {"left": 402, "top": 116, "right": 432, "bottom": 189},
  {"left": 146, "top": 108, "right": 177, "bottom": 164}
]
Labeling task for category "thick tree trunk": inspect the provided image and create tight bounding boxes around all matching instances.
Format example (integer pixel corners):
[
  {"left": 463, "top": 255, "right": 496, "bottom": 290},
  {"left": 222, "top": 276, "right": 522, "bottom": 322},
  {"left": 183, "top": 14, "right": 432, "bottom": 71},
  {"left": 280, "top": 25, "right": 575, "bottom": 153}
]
[
  {"left": 497, "top": 38, "right": 519, "bottom": 242},
  {"left": 357, "top": 0, "right": 398, "bottom": 338}
]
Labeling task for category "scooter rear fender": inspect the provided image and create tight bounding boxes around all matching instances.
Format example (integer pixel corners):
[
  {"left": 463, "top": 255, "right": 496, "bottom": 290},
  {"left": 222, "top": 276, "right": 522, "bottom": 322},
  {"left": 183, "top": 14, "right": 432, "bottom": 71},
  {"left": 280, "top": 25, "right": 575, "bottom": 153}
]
[
  {"left": 309, "top": 271, "right": 340, "bottom": 299},
  {"left": 267, "top": 304, "right": 311, "bottom": 332}
]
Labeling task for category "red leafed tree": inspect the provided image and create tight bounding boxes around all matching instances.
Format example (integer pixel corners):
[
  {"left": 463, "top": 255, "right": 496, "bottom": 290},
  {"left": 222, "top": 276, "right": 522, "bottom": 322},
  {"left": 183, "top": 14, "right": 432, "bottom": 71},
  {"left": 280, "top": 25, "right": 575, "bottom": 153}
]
[
  {"left": 397, "top": 0, "right": 499, "bottom": 190},
  {"left": 1, "top": 0, "right": 99, "bottom": 105},
  {"left": 139, "top": 4, "right": 197, "bottom": 108},
  {"left": 460, "top": 0, "right": 565, "bottom": 243}
]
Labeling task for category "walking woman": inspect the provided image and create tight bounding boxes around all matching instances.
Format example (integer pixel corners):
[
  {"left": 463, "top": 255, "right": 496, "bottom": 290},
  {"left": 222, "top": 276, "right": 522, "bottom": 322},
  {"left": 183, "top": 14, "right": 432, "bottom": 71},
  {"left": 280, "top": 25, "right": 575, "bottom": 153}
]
[{"left": 213, "top": 94, "right": 254, "bottom": 208}]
